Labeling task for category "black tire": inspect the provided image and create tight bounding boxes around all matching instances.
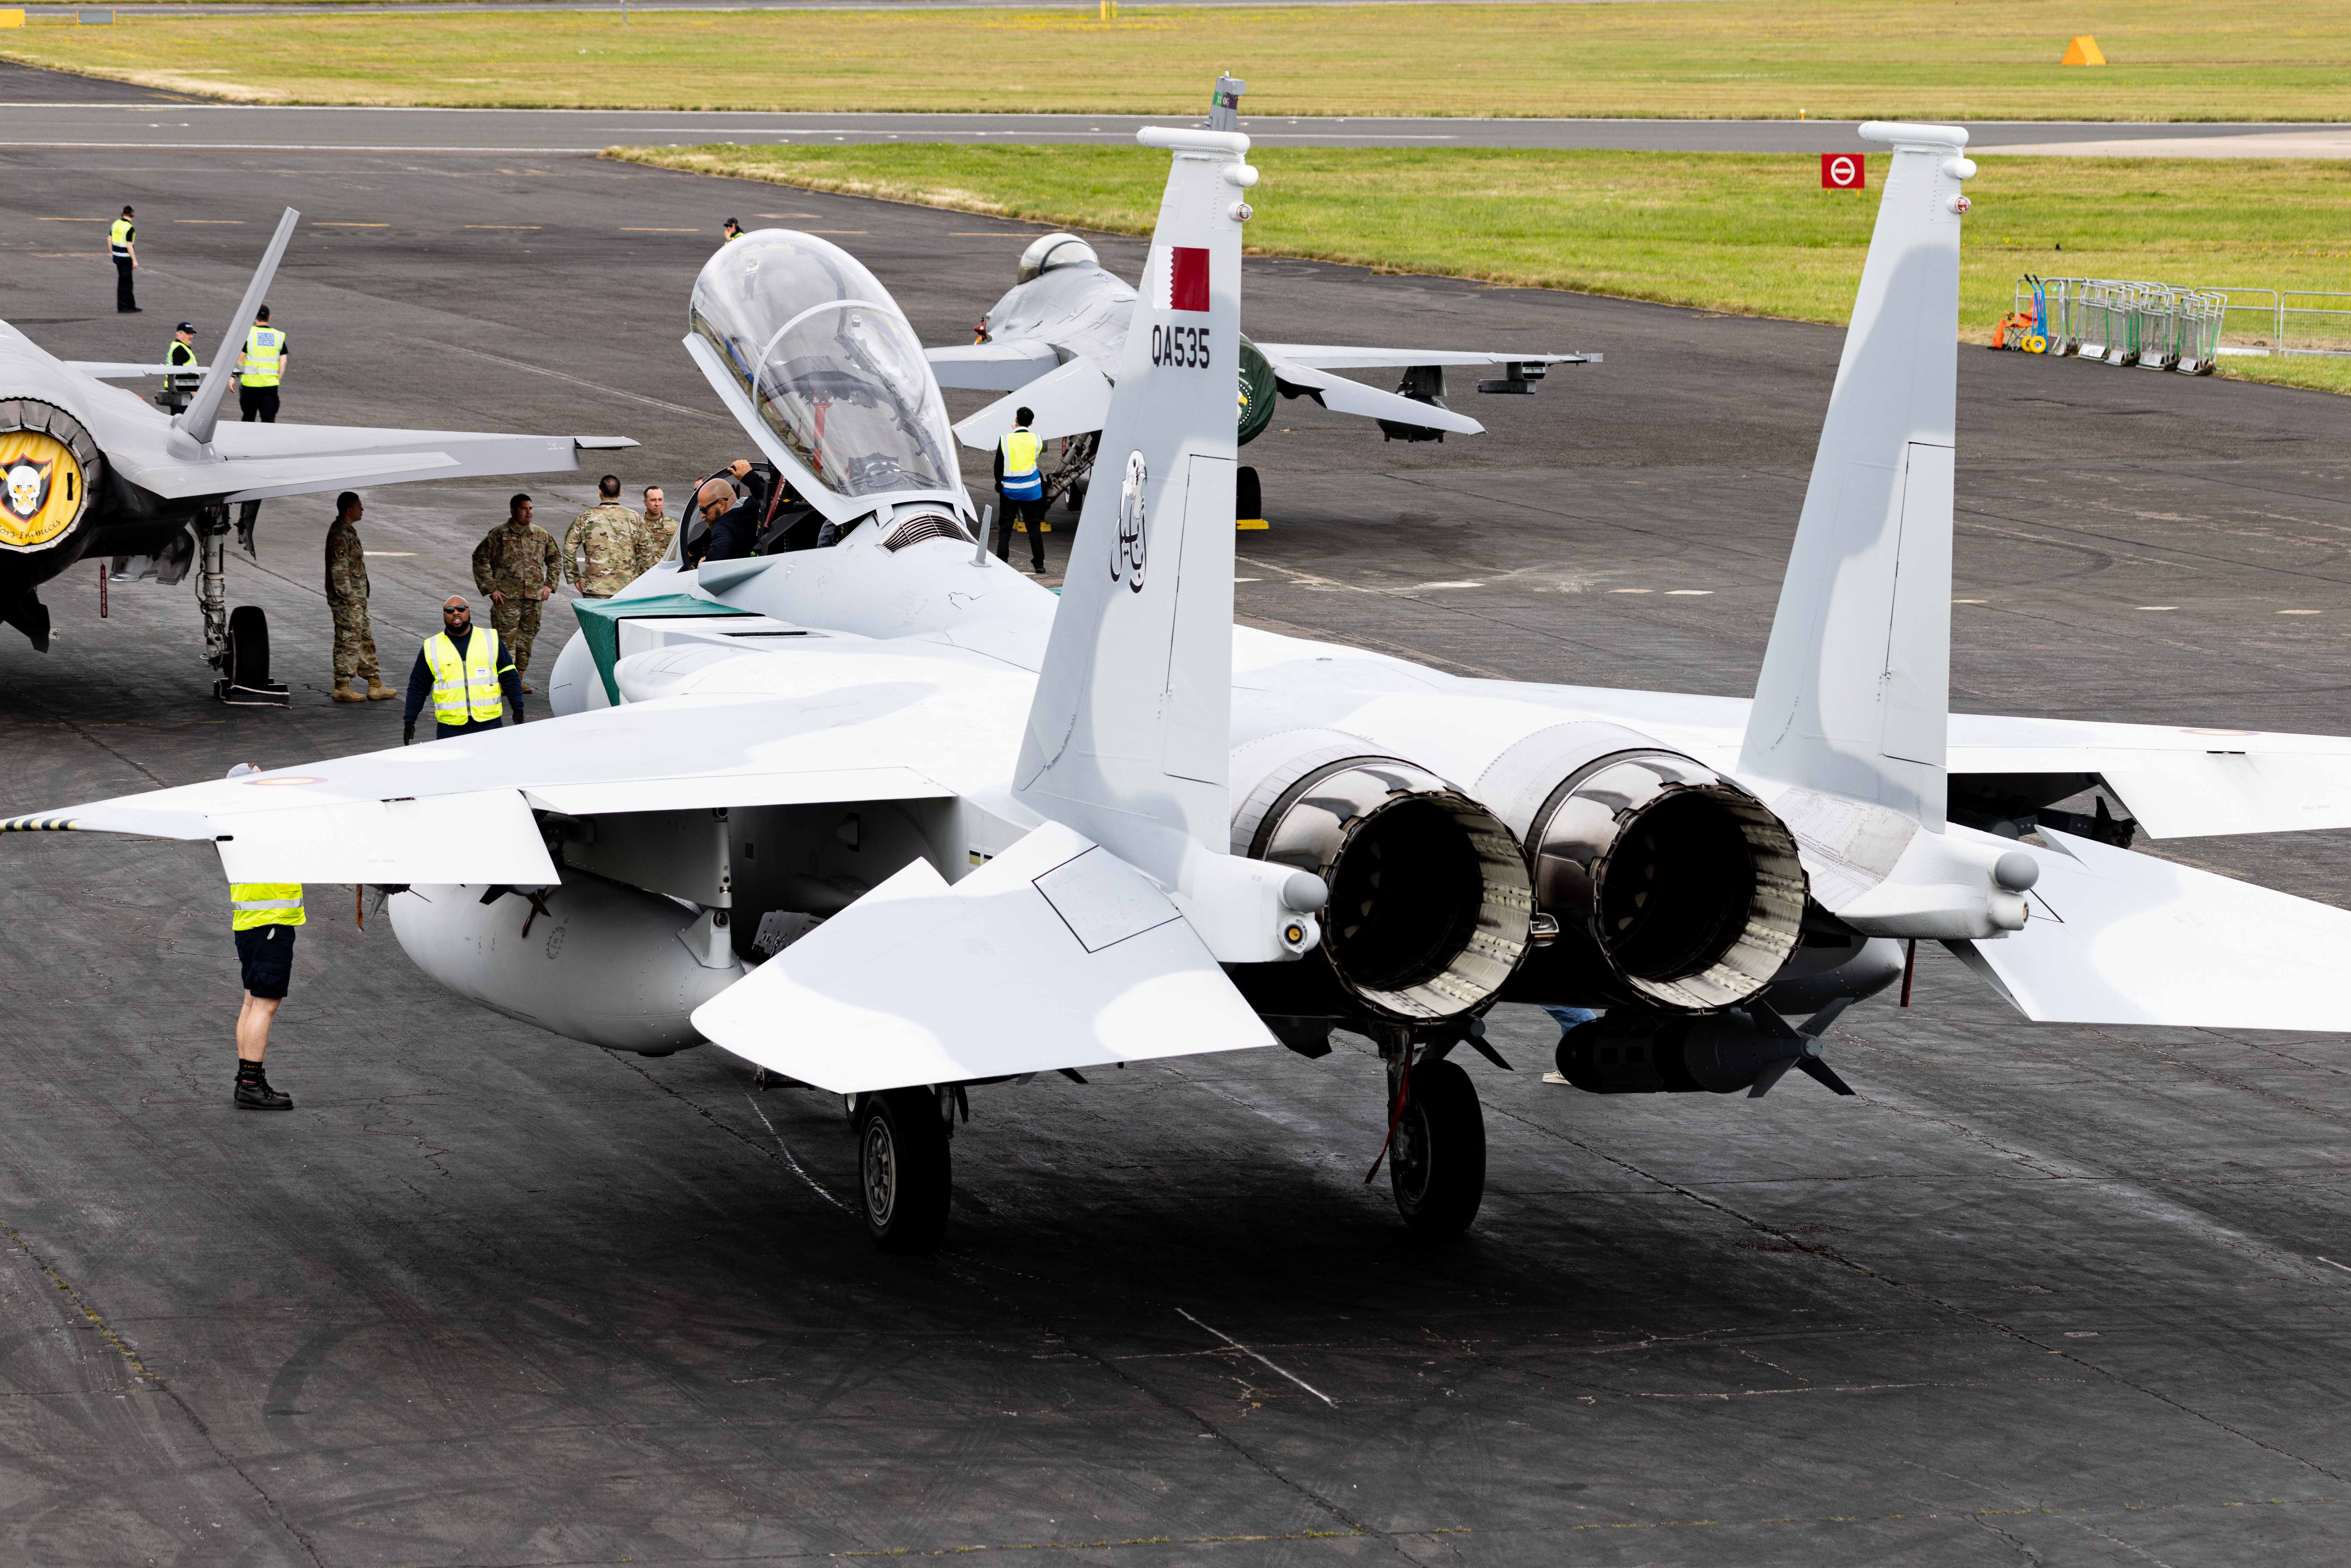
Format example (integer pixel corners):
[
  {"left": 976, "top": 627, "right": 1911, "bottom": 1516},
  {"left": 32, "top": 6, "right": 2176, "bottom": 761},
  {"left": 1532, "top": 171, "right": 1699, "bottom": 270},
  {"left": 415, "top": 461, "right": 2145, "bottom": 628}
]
[
  {"left": 225, "top": 604, "right": 270, "bottom": 686},
  {"left": 1388, "top": 1058, "right": 1485, "bottom": 1240},
  {"left": 857, "top": 1087, "right": 952, "bottom": 1255}
]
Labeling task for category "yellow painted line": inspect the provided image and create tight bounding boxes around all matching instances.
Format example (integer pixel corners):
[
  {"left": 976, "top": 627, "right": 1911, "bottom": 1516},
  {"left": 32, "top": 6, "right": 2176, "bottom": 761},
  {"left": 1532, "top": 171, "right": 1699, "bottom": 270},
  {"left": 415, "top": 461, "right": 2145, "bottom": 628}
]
[{"left": 464, "top": 225, "right": 541, "bottom": 230}]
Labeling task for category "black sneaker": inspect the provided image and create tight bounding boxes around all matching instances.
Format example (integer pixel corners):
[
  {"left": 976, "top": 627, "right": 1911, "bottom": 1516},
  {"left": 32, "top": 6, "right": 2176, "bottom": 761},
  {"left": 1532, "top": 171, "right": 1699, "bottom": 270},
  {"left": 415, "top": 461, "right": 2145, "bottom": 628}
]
[{"left": 234, "top": 1073, "right": 293, "bottom": 1111}]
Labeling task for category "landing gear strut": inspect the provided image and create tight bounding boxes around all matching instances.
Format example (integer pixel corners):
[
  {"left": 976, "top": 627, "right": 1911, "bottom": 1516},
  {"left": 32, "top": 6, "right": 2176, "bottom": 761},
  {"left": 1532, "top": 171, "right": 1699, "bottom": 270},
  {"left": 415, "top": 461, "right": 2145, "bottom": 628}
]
[
  {"left": 197, "top": 506, "right": 287, "bottom": 707},
  {"left": 855, "top": 1086, "right": 952, "bottom": 1254}
]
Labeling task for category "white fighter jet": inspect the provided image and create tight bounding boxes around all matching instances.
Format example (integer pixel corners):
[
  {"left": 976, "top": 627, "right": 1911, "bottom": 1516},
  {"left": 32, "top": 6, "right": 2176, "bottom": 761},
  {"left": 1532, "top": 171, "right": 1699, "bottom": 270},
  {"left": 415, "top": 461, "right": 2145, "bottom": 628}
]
[
  {"left": 923, "top": 78, "right": 1592, "bottom": 518},
  {"left": 13, "top": 125, "right": 2351, "bottom": 1260},
  {"left": 0, "top": 209, "right": 629, "bottom": 700}
]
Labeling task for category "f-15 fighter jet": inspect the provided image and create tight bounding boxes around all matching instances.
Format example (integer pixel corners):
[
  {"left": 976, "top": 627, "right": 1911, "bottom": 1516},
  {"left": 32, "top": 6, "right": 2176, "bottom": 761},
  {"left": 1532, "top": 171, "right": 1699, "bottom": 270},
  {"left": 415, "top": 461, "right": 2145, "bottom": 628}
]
[
  {"left": 14, "top": 125, "right": 2351, "bottom": 1260},
  {"left": 0, "top": 209, "right": 630, "bottom": 700}
]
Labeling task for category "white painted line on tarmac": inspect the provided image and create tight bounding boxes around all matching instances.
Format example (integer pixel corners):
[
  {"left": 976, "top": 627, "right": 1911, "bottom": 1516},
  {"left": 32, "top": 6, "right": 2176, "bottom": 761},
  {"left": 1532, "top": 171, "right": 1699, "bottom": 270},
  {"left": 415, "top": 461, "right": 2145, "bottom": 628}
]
[
  {"left": 2138, "top": 605, "right": 2178, "bottom": 610},
  {"left": 2318, "top": 1257, "right": 2351, "bottom": 1275},
  {"left": 1665, "top": 589, "right": 1714, "bottom": 595},
  {"left": 1175, "top": 1307, "right": 1336, "bottom": 1407}
]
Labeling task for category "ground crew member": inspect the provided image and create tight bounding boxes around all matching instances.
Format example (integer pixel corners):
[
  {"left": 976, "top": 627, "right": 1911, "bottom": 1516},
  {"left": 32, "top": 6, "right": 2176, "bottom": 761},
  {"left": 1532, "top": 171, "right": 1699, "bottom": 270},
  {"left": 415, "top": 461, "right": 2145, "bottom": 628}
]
[
  {"left": 228, "top": 863, "right": 301, "bottom": 1111},
  {"left": 236, "top": 304, "right": 287, "bottom": 423},
  {"left": 470, "top": 494, "right": 562, "bottom": 690},
  {"left": 994, "top": 406, "right": 1048, "bottom": 572},
  {"left": 163, "top": 321, "right": 199, "bottom": 407},
  {"left": 637, "top": 484, "right": 674, "bottom": 573},
  {"left": 402, "top": 595, "right": 523, "bottom": 744},
  {"left": 325, "top": 491, "right": 393, "bottom": 705},
  {"left": 722, "top": 217, "right": 744, "bottom": 245},
  {"left": 564, "top": 475, "right": 645, "bottom": 600},
  {"left": 109, "top": 205, "right": 139, "bottom": 314}
]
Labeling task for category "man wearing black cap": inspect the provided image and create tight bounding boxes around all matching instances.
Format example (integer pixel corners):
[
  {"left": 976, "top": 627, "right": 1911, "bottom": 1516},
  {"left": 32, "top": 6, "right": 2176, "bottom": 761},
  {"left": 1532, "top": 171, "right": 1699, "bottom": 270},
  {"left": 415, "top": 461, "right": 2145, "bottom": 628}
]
[
  {"left": 162, "top": 322, "right": 199, "bottom": 413},
  {"left": 721, "top": 217, "right": 744, "bottom": 246}
]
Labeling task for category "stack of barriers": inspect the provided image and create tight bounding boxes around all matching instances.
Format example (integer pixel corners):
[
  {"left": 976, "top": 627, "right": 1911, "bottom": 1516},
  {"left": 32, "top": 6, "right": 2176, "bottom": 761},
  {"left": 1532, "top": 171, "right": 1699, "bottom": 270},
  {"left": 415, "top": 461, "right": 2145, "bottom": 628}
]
[{"left": 2000, "top": 276, "right": 2220, "bottom": 375}]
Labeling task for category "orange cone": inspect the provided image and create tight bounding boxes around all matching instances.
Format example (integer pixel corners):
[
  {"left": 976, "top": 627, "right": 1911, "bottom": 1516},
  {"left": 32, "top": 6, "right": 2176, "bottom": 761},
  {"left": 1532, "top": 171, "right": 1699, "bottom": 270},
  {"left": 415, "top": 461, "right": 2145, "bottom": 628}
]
[{"left": 2061, "top": 35, "right": 2106, "bottom": 66}]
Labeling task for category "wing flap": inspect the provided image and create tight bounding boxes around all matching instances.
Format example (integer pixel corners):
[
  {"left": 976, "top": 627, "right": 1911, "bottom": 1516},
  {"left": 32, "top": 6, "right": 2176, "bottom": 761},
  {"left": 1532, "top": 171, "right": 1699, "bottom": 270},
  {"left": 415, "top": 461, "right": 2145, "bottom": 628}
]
[
  {"left": 690, "top": 822, "right": 1274, "bottom": 1093},
  {"left": 210, "top": 789, "right": 558, "bottom": 884},
  {"left": 1255, "top": 345, "right": 1595, "bottom": 371},
  {"left": 523, "top": 766, "right": 950, "bottom": 817},
  {"left": 1950, "top": 827, "right": 2351, "bottom": 1030}
]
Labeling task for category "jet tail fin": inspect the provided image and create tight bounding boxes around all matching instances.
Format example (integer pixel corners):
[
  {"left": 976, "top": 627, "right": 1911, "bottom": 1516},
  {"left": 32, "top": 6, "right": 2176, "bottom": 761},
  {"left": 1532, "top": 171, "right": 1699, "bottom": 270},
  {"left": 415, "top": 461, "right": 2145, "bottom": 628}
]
[
  {"left": 1738, "top": 125, "right": 1974, "bottom": 827},
  {"left": 1012, "top": 127, "right": 1253, "bottom": 887},
  {"left": 177, "top": 206, "right": 299, "bottom": 446}
]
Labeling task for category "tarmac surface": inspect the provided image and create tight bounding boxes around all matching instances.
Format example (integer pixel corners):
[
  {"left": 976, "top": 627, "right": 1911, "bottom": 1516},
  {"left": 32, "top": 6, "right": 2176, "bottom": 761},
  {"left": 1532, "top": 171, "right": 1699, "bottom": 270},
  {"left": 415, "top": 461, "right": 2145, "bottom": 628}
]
[
  {"left": 2, "top": 136, "right": 2350, "bottom": 1567},
  {"left": 4, "top": 62, "right": 2344, "bottom": 154}
]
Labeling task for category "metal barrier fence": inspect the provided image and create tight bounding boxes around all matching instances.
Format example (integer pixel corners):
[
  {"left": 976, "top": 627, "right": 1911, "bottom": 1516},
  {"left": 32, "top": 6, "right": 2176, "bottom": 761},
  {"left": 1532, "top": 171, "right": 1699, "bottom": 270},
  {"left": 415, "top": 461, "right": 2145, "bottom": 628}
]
[
  {"left": 2004, "top": 276, "right": 2233, "bottom": 374},
  {"left": 2008, "top": 276, "right": 2351, "bottom": 369}
]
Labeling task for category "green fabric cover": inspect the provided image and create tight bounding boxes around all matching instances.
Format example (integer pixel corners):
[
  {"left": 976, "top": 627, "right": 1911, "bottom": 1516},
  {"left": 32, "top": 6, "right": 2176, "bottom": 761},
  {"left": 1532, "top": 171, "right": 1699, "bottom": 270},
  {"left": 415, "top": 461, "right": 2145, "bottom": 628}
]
[{"left": 571, "top": 592, "right": 755, "bottom": 706}]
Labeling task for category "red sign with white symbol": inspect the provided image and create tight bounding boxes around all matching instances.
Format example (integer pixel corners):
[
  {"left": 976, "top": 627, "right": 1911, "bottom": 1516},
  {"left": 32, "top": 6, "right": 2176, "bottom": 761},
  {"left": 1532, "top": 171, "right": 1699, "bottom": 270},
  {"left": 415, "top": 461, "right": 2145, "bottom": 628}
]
[
  {"left": 1166, "top": 246, "right": 1211, "bottom": 312},
  {"left": 1821, "top": 153, "right": 1866, "bottom": 189}
]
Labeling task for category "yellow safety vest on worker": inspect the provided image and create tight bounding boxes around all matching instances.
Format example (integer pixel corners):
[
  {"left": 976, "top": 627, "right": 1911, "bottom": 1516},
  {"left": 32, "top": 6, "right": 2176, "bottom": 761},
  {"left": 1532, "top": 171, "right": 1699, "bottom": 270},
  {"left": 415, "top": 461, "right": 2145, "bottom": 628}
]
[
  {"left": 423, "top": 627, "right": 505, "bottom": 725},
  {"left": 230, "top": 883, "right": 306, "bottom": 932},
  {"left": 109, "top": 218, "right": 133, "bottom": 258},
  {"left": 999, "top": 427, "right": 1044, "bottom": 501},
  {"left": 240, "top": 326, "right": 285, "bottom": 388}
]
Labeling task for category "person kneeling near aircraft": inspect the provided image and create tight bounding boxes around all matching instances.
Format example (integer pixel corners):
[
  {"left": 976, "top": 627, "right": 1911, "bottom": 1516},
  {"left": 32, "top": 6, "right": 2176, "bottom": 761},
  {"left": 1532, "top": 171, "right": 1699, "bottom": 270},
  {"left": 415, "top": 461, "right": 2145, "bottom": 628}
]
[{"left": 401, "top": 595, "right": 524, "bottom": 744}]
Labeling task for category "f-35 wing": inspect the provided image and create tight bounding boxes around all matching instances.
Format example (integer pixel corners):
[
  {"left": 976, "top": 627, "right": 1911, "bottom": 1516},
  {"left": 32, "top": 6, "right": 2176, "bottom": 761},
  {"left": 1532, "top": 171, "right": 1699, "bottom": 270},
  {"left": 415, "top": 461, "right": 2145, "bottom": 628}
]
[{"left": 112, "top": 427, "right": 626, "bottom": 504}]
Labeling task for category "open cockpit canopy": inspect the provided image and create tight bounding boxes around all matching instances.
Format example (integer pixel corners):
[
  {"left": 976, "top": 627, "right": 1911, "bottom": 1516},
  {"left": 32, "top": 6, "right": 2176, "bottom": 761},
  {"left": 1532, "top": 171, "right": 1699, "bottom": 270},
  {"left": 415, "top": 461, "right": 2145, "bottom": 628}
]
[{"left": 691, "top": 232, "right": 961, "bottom": 505}]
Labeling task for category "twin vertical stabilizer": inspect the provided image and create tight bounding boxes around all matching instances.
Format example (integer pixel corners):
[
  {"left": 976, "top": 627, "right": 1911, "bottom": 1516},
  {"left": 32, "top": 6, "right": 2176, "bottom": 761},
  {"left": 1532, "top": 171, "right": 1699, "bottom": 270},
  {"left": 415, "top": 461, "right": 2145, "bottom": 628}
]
[
  {"left": 1013, "top": 128, "right": 1253, "bottom": 888},
  {"left": 1739, "top": 124, "right": 1973, "bottom": 828}
]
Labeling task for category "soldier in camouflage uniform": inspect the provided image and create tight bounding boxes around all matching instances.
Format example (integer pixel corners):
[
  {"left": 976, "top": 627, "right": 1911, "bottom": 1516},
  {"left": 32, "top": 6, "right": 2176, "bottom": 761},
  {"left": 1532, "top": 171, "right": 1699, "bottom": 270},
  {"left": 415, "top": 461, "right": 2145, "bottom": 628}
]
[
  {"left": 471, "top": 493, "right": 562, "bottom": 692},
  {"left": 636, "top": 484, "right": 675, "bottom": 576},
  {"left": 324, "top": 492, "right": 393, "bottom": 703},
  {"left": 563, "top": 474, "right": 645, "bottom": 600}
]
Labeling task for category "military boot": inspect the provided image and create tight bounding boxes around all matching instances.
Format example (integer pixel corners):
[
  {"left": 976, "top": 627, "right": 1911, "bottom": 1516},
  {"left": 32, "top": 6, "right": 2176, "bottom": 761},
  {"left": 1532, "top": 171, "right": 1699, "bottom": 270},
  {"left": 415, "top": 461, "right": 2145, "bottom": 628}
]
[
  {"left": 233, "top": 1063, "right": 293, "bottom": 1111},
  {"left": 364, "top": 676, "right": 396, "bottom": 701},
  {"left": 331, "top": 680, "right": 365, "bottom": 704}
]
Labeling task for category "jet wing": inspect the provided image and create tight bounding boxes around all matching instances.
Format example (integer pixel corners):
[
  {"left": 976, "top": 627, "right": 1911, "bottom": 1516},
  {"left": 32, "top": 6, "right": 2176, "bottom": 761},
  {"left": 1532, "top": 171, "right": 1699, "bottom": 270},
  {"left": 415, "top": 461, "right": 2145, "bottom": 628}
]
[
  {"left": 1947, "top": 713, "right": 2351, "bottom": 838},
  {"left": 112, "top": 428, "right": 632, "bottom": 504},
  {"left": 952, "top": 358, "right": 1116, "bottom": 451},
  {"left": 1257, "top": 349, "right": 1485, "bottom": 435},
  {"left": 1948, "top": 827, "right": 2351, "bottom": 1030},
  {"left": 692, "top": 820, "right": 1273, "bottom": 1093},
  {"left": 926, "top": 339, "right": 1063, "bottom": 391},
  {"left": 1254, "top": 345, "right": 1598, "bottom": 371},
  {"left": 64, "top": 361, "right": 210, "bottom": 380}
]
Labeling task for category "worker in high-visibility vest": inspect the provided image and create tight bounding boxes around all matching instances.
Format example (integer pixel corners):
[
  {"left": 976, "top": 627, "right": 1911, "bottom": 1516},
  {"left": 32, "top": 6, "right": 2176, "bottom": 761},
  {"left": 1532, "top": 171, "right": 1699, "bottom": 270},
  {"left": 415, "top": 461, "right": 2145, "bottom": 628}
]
[
  {"left": 109, "top": 205, "right": 139, "bottom": 314},
  {"left": 993, "top": 406, "right": 1049, "bottom": 573},
  {"left": 236, "top": 304, "right": 288, "bottom": 425},
  {"left": 229, "top": 872, "right": 303, "bottom": 1110},
  {"left": 401, "top": 594, "right": 525, "bottom": 745}
]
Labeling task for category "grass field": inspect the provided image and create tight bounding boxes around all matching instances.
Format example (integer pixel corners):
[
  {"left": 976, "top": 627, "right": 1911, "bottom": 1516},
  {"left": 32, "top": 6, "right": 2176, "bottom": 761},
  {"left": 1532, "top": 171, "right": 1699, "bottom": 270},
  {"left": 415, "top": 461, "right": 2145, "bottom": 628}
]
[
  {"left": 608, "top": 144, "right": 2351, "bottom": 394},
  {"left": 6, "top": 1, "right": 2351, "bottom": 119}
]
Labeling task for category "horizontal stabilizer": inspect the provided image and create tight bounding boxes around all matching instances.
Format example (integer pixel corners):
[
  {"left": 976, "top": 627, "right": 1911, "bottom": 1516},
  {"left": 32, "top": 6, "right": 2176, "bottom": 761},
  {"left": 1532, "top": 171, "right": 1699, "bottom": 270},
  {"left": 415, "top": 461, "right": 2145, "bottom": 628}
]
[
  {"left": 927, "top": 339, "right": 1063, "bottom": 392},
  {"left": 1254, "top": 344, "right": 1597, "bottom": 372},
  {"left": 116, "top": 429, "right": 614, "bottom": 503},
  {"left": 690, "top": 822, "right": 1274, "bottom": 1093},
  {"left": 952, "top": 358, "right": 1115, "bottom": 451},
  {"left": 1949, "top": 827, "right": 2351, "bottom": 1031},
  {"left": 1259, "top": 349, "right": 1484, "bottom": 434}
]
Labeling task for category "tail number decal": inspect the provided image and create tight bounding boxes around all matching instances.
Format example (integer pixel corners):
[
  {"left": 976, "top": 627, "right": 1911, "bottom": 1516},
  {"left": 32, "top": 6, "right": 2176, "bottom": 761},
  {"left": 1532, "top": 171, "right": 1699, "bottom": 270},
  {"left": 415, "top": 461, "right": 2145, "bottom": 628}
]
[
  {"left": 1151, "top": 324, "right": 1212, "bottom": 369},
  {"left": 1114, "top": 450, "right": 1148, "bottom": 592}
]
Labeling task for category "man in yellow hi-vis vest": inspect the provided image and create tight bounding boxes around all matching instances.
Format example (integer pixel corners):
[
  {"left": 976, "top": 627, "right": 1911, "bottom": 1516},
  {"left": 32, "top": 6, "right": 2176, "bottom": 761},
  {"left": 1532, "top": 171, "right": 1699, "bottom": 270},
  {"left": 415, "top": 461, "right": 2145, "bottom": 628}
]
[
  {"left": 236, "top": 304, "right": 287, "bottom": 424},
  {"left": 400, "top": 594, "right": 525, "bottom": 744},
  {"left": 993, "top": 406, "right": 1048, "bottom": 573},
  {"left": 109, "top": 205, "right": 139, "bottom": 313},
  {"left": 230, "top": 873, "right": 303, "bottom": 1110}
]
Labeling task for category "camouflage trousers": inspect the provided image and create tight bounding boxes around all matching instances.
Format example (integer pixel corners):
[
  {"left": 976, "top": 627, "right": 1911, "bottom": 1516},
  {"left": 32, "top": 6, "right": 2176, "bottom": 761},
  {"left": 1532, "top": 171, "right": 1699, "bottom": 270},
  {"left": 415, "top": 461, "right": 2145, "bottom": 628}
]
[
  {"left": 329, "top": 599, "right": 380, "bottom": 682},
  {"left": 491, "top": 593, "right": 543, "bottom": 675}
]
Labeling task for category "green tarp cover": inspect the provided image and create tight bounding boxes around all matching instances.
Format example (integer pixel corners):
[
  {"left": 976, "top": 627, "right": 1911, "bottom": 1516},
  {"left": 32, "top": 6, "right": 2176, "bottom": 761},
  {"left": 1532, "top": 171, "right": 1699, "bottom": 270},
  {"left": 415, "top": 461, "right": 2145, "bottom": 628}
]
[{"left": 571, "top": 592, "right": 755, "bottom": 706}]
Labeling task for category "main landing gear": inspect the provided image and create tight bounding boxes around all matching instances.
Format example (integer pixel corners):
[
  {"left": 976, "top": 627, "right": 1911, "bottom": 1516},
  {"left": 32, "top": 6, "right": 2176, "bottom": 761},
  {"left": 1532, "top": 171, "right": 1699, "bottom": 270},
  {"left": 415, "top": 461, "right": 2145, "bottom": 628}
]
[
  {"left": 854, "top": 1086, "right": 954, "bottom": 1254},
  {"left": 1373, "top": 1024, "right": 1504, "bottom": 1240}
]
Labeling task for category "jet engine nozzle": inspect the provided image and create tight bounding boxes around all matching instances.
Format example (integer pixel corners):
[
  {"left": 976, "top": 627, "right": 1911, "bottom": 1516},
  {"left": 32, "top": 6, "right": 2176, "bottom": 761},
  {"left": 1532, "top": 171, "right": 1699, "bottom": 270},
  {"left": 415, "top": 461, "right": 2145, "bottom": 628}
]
[
  {"left": 1232, "top": 736, "right": 1532, "bottom": 1023},
  {"left": 1481, "top": 723, "right": 1806, "bottom": 1014}
]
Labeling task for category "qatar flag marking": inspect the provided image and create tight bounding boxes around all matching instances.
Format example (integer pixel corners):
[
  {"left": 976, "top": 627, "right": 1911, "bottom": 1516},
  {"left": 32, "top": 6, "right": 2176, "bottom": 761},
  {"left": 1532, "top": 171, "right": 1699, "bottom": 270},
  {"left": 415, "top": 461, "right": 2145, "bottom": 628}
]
[{"left": 1159, "top": 246, "right": 1211, "bottom": 313}]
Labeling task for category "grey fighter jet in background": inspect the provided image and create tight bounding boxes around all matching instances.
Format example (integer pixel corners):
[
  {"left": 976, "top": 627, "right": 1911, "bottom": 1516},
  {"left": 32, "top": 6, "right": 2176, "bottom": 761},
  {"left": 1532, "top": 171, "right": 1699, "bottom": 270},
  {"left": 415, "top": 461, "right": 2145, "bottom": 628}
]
[
  {"left": 927, "top": 230, "right": 1595, "bottom": 516},
  {"left": 0, "top": 208, "right": 629, "bottom": 702}
]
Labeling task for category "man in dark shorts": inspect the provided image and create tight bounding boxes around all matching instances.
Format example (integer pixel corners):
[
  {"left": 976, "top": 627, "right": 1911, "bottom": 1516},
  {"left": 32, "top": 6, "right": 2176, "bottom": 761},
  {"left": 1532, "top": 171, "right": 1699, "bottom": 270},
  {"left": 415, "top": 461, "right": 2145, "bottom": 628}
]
[{"left": 229, "top": 875, "right": 303, "bottom": 1110}]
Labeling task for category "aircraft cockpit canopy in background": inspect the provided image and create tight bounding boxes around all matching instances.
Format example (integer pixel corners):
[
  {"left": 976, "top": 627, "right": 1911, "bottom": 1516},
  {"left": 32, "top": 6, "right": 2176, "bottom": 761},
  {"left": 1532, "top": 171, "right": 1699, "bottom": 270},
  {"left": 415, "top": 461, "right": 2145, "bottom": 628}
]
[
  {"left": 1016, "top": 233, "right": 1099, "bottom": 284},
  {"left": 689, "top": 231, "right": 965, "bottom": 512}
]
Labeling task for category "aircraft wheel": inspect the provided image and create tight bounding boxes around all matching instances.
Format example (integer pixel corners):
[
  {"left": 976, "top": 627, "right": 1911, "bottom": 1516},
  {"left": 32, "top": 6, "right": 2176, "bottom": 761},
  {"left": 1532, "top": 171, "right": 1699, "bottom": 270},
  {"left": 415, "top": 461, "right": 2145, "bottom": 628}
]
[
  {"left": 1389, "top": 1058, "right": 1486, "bottom": 1240},
  {"left": 857, "top": 1087, "right": 952, "bottom": 1255},
  {"left": 224, "top": 604, "right": 271, "bottom": 686}
]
